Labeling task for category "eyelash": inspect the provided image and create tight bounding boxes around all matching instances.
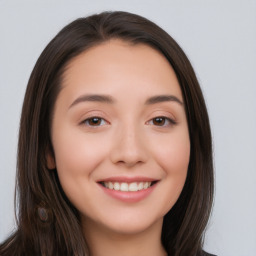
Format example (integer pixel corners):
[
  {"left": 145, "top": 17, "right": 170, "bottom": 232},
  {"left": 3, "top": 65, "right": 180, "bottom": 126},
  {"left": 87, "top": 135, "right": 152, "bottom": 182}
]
[
  {"left": 147, "top": 116, "right": 176, "bottom": 127},
  {"left": 82, "top": 117, "right": 108, "bottom": 127},
  {"left": 81, "top": 116, "right": 176, "bottom": 127}
]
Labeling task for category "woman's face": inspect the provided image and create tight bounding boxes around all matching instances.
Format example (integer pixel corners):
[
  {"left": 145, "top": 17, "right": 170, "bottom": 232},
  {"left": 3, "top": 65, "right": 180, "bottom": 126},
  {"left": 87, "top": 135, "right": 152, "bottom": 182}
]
[{"left": 49, "top": 40, "right": 190, "bottom": 235}]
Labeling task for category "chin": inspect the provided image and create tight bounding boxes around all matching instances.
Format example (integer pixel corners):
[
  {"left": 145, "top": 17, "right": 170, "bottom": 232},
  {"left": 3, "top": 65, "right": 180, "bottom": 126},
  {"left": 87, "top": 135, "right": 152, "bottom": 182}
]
[{"left": 95, "top": 214, "right": 164, "bottom": 236}]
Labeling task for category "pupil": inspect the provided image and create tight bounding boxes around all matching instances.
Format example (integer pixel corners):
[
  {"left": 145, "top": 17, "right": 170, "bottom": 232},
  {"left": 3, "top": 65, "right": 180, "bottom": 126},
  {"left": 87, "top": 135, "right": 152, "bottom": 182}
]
[
  {"left": 89, "top": 118, "right": 100, "bottom": 125},
  {"left": 154, "top": 117, "right": 165, "bottom": 126}
]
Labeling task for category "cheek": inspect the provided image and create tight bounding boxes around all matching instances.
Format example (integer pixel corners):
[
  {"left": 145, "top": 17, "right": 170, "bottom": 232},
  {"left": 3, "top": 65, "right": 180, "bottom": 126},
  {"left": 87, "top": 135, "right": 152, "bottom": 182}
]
[
  {"left": 52, "top": 129, "right": 108, "bottom": 191},
  {"left": 150, "top": 129, "right": 190, "bottom": 212},
  {"left": 154, "top": 129, "right": 190, "bottom": 175}
]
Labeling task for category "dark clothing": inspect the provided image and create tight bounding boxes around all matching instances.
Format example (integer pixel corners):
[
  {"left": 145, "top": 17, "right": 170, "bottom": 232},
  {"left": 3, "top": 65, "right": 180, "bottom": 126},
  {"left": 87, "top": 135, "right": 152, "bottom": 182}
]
[
  {"left": 202, "top": 251, "right": 217, "bottom": 256},
  {"left": 167, "top": 251, "right": 216, "bottom": 256}
]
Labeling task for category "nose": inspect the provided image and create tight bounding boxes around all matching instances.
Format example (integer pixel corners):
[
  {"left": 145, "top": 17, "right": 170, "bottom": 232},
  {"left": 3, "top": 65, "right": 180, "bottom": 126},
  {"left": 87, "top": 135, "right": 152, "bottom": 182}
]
[{"left": 110, "top": 124, "right": 148, "bottom": 168}]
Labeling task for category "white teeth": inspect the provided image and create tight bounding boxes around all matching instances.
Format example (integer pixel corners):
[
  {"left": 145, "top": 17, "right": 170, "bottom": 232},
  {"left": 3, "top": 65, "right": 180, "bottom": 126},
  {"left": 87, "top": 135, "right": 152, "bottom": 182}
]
[
  {"left": 103, "top": 181, "right": 152, "bottom": 192},
  {"left": 108, "top": 182, "right": 114, "bottom": 189},
  {"left": 129, "top": 182, "right": 138, "bottom": 191},
  {"left": 143, "top": 182, "right": 150, "bottom": 189},
  {"left": 114, "top": 182, "right": 120, "bottom": 190},
  {"left": 138, "top": 182, "right": 144, "bottom": 190},
  {"left": 120, "top": 183, "right": 129, "bottom": 191}
]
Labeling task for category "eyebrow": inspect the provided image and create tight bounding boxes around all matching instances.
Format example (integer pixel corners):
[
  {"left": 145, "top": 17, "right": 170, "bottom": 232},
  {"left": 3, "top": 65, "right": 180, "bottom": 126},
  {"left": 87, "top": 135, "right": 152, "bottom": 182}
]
[
  {"left": 145, "top": 95, "right": 183, "bottom": 106},
  {"left": 69, "top": 94, "right": 115, "bottom": 109},
  {"left": 69, "top": 93, "right": 183, "bottom": 109}
]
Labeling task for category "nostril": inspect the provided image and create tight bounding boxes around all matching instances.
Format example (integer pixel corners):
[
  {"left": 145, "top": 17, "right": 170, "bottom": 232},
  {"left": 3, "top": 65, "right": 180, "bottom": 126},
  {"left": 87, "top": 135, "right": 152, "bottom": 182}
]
[{"left": 109, "top": 134, "right": 148, "bottom": 166}]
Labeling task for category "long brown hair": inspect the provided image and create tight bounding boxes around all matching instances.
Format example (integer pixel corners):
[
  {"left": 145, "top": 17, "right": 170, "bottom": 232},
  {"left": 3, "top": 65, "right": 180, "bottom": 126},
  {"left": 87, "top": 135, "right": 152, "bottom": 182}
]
[{"left": 0, "top": 11, "right": 214, "bottom": 256}]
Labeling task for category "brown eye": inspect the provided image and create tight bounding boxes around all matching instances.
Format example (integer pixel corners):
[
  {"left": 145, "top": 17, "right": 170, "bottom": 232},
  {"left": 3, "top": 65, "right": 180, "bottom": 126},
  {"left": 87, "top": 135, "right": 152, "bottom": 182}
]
[
  {"left": 149, "top": 116, "right": 176, "bottom": 127},
  {"left": 84, "top": 117, "right": 106, "bottom": 126},
  {"left": 152, "top": 117, "right": 166, "bottom": 126}
]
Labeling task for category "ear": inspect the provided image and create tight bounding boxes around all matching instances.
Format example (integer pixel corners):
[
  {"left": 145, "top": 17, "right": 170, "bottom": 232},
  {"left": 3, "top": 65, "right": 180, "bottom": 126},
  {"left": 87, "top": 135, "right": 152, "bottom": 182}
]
[{"left": 46, "top": 148, "right": 56, "bottom": 170}]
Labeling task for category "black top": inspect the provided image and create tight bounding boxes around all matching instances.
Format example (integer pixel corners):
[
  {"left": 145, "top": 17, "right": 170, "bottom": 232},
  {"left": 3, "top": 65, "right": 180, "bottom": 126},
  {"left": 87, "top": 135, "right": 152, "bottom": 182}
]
[
  {"left": 202, "top": 251, "right": 217, "bottom": 256},
  {"left": 167, "top": 251, "right": 216, "bottom": 256}
]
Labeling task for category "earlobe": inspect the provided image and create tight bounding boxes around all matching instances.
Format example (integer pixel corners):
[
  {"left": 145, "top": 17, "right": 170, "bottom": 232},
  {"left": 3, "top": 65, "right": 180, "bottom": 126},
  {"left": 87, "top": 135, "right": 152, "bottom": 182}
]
[{"left": 46, "top": 152, "right": 56, "bottom": 170}]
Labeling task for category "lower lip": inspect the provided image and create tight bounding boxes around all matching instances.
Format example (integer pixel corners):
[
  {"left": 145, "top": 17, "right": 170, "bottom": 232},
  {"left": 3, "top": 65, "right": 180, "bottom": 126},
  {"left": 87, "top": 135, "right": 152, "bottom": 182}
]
[{"left": 99, "top": 183, "right": 156, "bottom": 203}]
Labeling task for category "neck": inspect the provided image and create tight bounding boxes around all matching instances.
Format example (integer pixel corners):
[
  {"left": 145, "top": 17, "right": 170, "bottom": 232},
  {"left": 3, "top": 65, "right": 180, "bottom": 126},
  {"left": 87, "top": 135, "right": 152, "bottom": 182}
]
[{"left": 82, "top": 218, "right": 167, "bottom": 256}]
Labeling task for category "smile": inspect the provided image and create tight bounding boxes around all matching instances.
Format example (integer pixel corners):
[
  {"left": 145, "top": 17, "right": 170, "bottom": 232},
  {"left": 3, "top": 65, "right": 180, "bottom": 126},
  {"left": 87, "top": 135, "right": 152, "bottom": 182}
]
[
  {"left": 98, "top": 178, "right": 158, "bottom": 203},
  {"left": 101, "top": 181, "right": 154, "bottom": 192}
]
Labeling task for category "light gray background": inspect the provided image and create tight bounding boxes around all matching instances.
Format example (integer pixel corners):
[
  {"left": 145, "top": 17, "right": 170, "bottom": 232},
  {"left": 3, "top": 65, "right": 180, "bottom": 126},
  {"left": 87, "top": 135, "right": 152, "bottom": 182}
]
[{"left": 0, "top": 1, "right": 255, "bottom": 255}]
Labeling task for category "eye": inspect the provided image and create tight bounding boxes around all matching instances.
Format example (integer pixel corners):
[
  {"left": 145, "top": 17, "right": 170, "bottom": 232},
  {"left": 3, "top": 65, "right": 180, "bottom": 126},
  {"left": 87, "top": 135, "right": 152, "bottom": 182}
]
[
  {"left": 83, "top": 117, "right": 107, "bottom": 127},
  {"left": 148, "top": 116, "right": 176, "bottom": 127}
]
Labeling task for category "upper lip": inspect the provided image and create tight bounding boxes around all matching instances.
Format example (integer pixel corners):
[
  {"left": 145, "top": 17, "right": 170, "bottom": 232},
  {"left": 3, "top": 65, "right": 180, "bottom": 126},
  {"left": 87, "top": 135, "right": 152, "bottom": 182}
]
[{"left": 97, "top": 176, "right": 158, "bottom": 183}]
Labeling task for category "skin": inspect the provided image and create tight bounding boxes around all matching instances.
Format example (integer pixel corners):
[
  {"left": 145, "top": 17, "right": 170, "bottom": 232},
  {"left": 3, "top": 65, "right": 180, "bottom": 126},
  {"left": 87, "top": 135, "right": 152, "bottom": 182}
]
[{"left": 48, "top": 40, "right": 190, "bottom": 256}]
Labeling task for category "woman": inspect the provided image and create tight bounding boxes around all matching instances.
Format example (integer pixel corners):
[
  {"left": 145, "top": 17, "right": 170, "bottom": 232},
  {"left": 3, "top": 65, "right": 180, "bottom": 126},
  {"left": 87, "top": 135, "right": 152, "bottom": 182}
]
[{"left": 0, "top": 11, "right": 215, "bottom": 256}]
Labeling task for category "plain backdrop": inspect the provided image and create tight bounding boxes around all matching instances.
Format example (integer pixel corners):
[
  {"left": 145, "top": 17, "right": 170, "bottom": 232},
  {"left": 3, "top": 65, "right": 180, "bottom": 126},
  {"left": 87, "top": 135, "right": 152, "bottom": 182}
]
[{"left": 0, "top": 0, "right": 256, "bottom": 255}]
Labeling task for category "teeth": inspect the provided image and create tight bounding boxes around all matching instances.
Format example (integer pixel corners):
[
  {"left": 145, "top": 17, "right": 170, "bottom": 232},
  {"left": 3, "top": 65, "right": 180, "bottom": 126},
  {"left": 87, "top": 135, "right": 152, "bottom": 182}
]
[
  {"left": 143, "top": 182, "right": 150, "bottom": 189},
  {"left": 114, "top": 182, "right": 120, "bottom": 190},
  {"left": 103, "top": 181, "right": 152, "bottom": 192},
  {"left": 120, "top": 183, "right": 129, "bottom": 191},
  {"left": 138, "top": 182, "right": 143, "bottom": 190},
  {"left": 108, "top": 182, "right": 114, "bottom": 189},
  {"left": 129, "top": 182, "right": 138, "bottom": 191}
]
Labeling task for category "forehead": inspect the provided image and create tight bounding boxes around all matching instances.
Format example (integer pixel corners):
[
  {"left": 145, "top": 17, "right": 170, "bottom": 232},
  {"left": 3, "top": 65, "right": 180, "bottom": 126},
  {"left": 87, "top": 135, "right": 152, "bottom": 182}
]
[{"left": 60, "top": 39, "right": 182, "bottom": 100}]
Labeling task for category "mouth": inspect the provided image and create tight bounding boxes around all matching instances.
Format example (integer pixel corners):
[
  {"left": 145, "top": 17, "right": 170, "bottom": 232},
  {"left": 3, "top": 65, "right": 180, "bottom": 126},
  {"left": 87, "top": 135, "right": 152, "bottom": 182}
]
[
  {"left": 97, "top": 177, "right": 159, "bottom": 202},
  {"left": 99, "top": 180, "right": 158, "bottom": 192}
]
